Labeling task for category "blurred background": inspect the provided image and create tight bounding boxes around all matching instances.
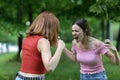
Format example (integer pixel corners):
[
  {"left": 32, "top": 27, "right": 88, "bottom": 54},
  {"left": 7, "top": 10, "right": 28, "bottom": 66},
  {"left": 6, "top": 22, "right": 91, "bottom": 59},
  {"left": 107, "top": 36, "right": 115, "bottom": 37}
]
[{"left": 0, "top": 0, "right": 120, "bottom": 80}]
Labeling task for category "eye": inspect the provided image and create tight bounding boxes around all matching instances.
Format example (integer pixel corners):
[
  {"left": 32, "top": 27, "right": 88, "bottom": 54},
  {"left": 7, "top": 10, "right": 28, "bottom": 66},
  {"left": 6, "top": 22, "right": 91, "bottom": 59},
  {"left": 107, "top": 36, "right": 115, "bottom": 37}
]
[
  {"left": 75, "top": 30, "right": 79, "bottom": 32},
  {"left": 72, "top": 29, "right": 79, "bottom": 32}
]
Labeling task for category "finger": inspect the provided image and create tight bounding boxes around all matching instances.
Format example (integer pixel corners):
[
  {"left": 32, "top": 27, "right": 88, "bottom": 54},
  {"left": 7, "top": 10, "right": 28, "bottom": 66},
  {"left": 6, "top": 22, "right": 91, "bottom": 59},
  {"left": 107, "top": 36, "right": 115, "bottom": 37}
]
[
  {"left": 104, "top": 44, "right": 111, "bottom": 47},
  {"left": 104, "top": 39, "right": 111, "bottom": 43}
]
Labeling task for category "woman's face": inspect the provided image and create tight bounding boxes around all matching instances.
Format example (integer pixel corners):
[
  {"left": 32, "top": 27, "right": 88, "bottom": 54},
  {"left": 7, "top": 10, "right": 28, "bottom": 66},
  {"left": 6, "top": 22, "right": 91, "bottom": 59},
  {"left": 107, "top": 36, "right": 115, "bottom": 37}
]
[{"left": 72, "top": 24, "right": 84, "bottom": 42}]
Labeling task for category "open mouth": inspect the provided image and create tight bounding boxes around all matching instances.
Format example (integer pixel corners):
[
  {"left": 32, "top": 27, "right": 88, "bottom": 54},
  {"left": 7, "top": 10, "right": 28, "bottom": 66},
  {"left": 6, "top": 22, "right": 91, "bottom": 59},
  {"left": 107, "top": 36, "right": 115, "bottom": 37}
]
[
  {"left": 74, "top": 37, "right": 79, "bottom": 42},
  {"left": 73, "top": 36, "right": 78, "bottom": 39}
]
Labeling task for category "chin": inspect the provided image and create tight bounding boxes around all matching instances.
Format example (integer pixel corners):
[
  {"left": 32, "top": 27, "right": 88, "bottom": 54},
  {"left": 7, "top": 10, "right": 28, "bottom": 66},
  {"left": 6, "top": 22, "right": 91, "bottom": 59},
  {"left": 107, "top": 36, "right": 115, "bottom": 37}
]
[{"left": 75, "top": 39, "right": 79, "bottom": 42}]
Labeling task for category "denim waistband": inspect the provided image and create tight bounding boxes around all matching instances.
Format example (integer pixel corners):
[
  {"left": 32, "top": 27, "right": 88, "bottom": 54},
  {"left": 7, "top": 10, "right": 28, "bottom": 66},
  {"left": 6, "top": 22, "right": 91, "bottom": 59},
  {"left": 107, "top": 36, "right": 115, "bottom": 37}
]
[{"left": 16, "top": 73, "right": 44, "bottom": 80}]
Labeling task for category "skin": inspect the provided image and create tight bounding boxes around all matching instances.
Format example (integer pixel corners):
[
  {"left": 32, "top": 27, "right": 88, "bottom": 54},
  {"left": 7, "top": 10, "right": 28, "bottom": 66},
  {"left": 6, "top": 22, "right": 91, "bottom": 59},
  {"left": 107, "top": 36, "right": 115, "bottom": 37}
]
[
  {"left": 104, "top": 39, "right": 120, "bottom": 65},
  {"left": 20, "top": 38, "right": 65, "bottom": 72},
  {"left": 64, "top": 24, "right": 120, "bottom": 65},
  {"left": 37, "top": 38, "right": 65, "bottom": 72}
]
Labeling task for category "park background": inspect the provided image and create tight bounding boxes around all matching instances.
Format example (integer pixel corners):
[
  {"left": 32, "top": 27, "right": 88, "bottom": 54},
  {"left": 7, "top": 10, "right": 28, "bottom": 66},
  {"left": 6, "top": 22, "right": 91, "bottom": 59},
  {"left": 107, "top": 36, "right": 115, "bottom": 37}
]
[{"left": 0, "top": 0, "right": 120, "bottom": 80}]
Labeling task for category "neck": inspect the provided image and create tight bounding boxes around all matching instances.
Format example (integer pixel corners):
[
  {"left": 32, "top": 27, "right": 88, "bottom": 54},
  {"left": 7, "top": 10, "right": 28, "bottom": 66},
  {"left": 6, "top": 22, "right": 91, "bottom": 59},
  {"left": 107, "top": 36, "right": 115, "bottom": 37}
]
[{"left": 81, "top": 36, "right": 89, "bottom": 45}]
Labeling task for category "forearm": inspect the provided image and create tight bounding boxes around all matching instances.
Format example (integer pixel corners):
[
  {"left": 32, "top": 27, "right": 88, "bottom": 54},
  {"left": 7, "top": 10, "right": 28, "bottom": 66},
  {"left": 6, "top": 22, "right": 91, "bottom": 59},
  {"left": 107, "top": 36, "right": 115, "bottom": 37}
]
[
  {"left": 63, "top": 48, "right": 76, "bottom": 62},
  {"left": 104, "top": 39, "right": 120, "bottom": 65},
  {"left": 48, "top": 47, "right": 63, "bottom": 71},
  {"left": 113, "top": 50, "right": 120, "bottom": 65}
]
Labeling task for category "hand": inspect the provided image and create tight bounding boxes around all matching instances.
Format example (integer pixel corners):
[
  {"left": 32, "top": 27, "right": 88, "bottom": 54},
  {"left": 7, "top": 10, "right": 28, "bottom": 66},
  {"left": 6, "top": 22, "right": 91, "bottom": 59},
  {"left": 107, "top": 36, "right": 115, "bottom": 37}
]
[
  {"left": 57, "top": 40, "right": 65, "bottom": 50},
  {"left": 104, "top": 39, "right": 117, "bottom": 52}
]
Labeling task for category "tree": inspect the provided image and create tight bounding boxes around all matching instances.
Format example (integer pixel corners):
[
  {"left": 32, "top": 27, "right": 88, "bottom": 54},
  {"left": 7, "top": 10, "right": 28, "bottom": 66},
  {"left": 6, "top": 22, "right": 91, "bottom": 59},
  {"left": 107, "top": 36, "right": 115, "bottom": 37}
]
[
  {"left": 116, "top": 26, "right": 120, "bottom": 51},
  {"left": 17, "top": 33, "right": 23, "bottom": 60},
  {"left": 16, "top": 0, "right": 23, "bottom": 23},
  {"left": 89, "top": 0, "right": 120, "bottom": 50},
  {"left": 100, "top": 19, "right": 105, "bottom": 41}
]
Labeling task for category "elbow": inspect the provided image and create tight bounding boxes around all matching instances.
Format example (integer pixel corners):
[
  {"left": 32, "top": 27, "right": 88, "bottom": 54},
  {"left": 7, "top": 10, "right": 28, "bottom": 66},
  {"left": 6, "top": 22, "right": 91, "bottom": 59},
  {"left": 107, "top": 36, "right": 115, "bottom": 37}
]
[
  {"left": 72, "top": 59, "right": 76, "bottom": 63},
  {"left": 45, "top": 65, "right": 55, "bottom": 72},
  {"left": 116, "top": 60, "right": 120, "bottom": 65},
  {"left": 118, "top": 58, "right": 120, "bottom": 65},
  {"left": 46, "top": 68, "right": 55, "bottom": 72},
  {"left": 113, "top": 60, "right": 120, "bottom": 65},
  {"left": 72, "top": 55, "right": 77, "bottom": 63},
  {"left": 73, "top": 59, "right": 78, "bottom": 64},
  {"left": 43, "top": 61, "right": 57, "bottom": 72}
]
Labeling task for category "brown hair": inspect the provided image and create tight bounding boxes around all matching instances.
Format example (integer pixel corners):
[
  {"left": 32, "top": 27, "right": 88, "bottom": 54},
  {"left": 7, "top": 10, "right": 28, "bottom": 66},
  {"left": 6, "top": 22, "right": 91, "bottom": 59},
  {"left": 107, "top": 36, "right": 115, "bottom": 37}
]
[
  {"left": 72, "top": 18, "right": 91, "bottom": 36},
  {"left": 26, "top": 11, "right": 59, "bottom": 46}
]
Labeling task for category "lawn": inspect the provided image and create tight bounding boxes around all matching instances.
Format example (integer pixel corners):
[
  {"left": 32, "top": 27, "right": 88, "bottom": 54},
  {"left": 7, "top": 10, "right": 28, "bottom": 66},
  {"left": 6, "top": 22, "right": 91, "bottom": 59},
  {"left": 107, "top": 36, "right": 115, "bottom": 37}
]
[
  {"left": 0, "top": 53, "right": 20, "bottom": 80},
  {"left": 0, "top": 43, "right": 120, "bottom": 80}
]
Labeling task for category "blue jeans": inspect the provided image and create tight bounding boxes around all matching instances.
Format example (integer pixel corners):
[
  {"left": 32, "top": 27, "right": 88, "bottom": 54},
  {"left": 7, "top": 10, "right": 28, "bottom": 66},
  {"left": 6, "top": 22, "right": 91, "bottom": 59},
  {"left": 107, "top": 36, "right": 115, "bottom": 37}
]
[
  {"left": 15, "top": 73, "right": 45, "bottom": 80},
  {"left": 80, "top": 71, "right": 108, "bottom": 80},
  {"left": 15, "top": 76, "right": 22, "bottom": 80}
]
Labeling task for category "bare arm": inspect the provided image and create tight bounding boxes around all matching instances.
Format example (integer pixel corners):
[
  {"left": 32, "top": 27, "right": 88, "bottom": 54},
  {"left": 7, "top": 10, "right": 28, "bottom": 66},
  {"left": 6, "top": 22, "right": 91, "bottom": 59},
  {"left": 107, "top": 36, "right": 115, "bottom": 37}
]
[
  {"left": 105, "top": 51, "right": 120, "bottom": 65},
  {"left": 63, "top": 48, "right": 77, "bottom": 63},
  {"left": 104, "top": 39, "right": 120, "bottom": 65},
  {"left": 20, "top": 50, "right": 22, "bottom": 58},
  {"left": 37, "top": 38, "right": 65, "bottom": 72},
  {"left": 63, "top": 40, "right": 77, "bottom": 63}
]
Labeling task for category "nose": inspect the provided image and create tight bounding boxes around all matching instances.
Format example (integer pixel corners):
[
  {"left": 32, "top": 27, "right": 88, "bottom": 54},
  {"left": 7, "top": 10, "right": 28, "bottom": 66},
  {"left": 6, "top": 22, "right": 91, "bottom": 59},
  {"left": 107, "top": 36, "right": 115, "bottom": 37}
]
[{"left": 72, "top": 31, "right": 76, "bottom": 35}]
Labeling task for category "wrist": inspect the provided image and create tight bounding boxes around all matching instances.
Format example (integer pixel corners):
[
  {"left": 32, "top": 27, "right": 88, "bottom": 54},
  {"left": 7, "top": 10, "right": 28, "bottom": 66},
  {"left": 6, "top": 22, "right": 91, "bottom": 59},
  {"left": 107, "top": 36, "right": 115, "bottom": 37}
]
[
  {"left": 111, "top": 48, "right": 117, "bottom": 53},
  {"left": 58, "top": 46, "right": 64, "bottom": 51}
]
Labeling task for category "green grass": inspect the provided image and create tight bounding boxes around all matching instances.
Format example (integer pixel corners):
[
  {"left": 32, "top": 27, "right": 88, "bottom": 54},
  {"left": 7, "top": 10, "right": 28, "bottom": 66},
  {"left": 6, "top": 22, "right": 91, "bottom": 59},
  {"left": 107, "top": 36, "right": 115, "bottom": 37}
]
[
  {"left": 0, "top": 53, "right": 20, "bottom": 80},
  {"left": 103, "top": 56, "right": 120, "bottom": 80},
  {"left": 0, "top": 44, "right": 120, "bottom": 80}
]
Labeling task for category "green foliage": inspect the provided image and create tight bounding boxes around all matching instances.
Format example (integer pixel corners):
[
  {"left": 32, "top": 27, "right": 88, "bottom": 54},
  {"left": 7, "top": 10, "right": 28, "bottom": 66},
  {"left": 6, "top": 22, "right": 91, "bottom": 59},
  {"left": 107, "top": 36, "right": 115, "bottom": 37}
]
[
  {"left": 111, "top": 22, "right": 120, "bottom": 40},
  {"left": 0, "top": 20, "right": 26, "bottom": 43},
  {"left": 86, "top": 18, "right": 101, "bottom": 37},
  {"left": 0, "top": 0, "right": 119, "bottom": 48},
  {"left": 90, "top": 0, "right": 120, "bottom": 13},
  {"left": 89, "top": 3, "right": 103, "bottom": 14},
  {"left": 89, "top": 0, "right": 120, "bottom": 21},
  {"left": 59, "top": 16, "right": 73, "bottom": 42}
]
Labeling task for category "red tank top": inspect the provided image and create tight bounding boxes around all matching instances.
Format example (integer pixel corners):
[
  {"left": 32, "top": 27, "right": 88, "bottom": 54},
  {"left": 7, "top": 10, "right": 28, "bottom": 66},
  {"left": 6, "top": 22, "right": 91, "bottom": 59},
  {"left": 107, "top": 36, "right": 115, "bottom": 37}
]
[{"left": 20, "top": 36, "right": 47, "bottom": 74}]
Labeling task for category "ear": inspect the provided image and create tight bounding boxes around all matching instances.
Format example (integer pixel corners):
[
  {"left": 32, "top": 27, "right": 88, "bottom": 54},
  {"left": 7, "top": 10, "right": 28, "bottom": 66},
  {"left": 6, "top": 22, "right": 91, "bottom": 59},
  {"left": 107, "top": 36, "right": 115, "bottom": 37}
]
[{"left": 85, "top": 29, "right": 88, "bottom": 32}]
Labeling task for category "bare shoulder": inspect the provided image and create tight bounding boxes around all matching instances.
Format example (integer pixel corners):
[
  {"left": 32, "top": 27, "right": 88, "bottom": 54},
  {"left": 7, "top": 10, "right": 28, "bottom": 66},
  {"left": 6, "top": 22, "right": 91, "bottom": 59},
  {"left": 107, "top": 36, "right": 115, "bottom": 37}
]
[
  {"left": 38, "top": 38, "right": 50, "bottom": 46},
  {"left": 37, "top": 38, "right": 50, "bottom": 52},
  {"left": 90, "top": 37, "right": 102, "bottom": 47},
  {"left": 38, "top": 38, "right": 49, "bottom": 43}
]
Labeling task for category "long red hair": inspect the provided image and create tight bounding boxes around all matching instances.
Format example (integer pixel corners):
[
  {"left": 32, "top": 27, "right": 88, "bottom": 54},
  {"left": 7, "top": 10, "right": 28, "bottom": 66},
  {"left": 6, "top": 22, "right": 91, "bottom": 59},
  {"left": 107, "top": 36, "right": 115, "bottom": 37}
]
[{"left": 26, "top": 11, "right": 59, "bottom": 46}]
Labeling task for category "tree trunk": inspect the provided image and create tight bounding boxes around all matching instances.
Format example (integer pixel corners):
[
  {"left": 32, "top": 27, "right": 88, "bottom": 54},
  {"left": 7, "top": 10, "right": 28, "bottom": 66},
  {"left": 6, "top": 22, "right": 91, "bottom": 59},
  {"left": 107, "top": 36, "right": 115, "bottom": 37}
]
[
  {"left": 116, "top": 26, "right": 120, "bottom": 51},
  {"left": 27, "top": 3, "right": 33, "bottom": 24},
  {"left": 100, "top": 19, "right": 105, "bottom": 41},
  {"left": 16, "top": 0, "right": 23, "bottom": 23},
  {"left": 17, "top": 33, "right": 23, "bottom": 60},
  {"left": 6, "top": 43, "right": 9, "bottom": 53},
  {"left": 106, "top": 20, "right": 110, "bottom": 39}
]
